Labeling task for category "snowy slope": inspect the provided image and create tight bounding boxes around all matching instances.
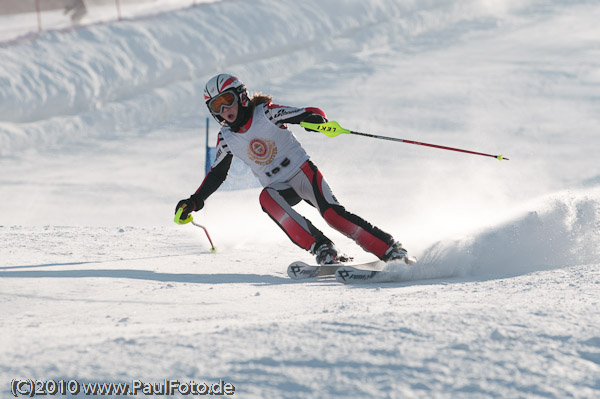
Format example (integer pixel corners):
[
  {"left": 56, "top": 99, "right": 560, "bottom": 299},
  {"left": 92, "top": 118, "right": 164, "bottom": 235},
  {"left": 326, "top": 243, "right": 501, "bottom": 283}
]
[{"left": 1, "top": 0, "right": 600, "bottom": 398}]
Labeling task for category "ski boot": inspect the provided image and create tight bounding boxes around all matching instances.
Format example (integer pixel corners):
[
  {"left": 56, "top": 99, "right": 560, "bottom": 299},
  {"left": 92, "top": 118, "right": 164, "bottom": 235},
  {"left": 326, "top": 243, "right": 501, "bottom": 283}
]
[
  {"left": 314, "top": 242, "right": 351, "bottom": 265},
  {"left": 383, "top": 241, "right": 416, "bottom": 264}
]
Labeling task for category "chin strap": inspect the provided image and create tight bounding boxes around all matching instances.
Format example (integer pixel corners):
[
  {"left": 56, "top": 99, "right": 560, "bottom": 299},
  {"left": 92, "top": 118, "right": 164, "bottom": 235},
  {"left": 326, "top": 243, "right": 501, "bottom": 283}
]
[{"left": 229, "top": 103, "right": 253, "bottom": 132}]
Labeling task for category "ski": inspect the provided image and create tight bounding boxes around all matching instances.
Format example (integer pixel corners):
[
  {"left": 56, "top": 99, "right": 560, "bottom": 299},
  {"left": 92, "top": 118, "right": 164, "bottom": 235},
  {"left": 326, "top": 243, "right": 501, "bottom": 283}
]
[
  {"left": 335, "top": 266, "right": 392, "bottom": 283},
  {"left": 335, "top": 256, "right": 418, "bottom": 284},
  {"left": 287, "top": 260, "right": 381, "bottom": 280}
]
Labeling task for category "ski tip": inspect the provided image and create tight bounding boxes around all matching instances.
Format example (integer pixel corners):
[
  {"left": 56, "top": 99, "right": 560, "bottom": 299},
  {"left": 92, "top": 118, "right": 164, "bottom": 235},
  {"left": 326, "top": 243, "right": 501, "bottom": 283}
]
[{"left": 287, "top": 261, "right": 319, "bottom": 280}]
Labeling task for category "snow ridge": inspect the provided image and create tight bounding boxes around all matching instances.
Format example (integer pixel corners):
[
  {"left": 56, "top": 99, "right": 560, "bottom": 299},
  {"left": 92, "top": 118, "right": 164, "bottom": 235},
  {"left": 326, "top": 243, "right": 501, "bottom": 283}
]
[
  {"left": 0, "top": 0, "right": 546, "bottom": 155},
  {"left": 401, "top": 188, "right": 600, "bottom": 281}
]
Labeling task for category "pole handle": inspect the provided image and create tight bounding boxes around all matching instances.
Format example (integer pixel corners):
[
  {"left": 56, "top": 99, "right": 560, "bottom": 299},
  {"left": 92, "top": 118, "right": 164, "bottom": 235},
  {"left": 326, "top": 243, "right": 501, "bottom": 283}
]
[
  {"left": 300, "top": 121, "right": 349, "bottom": 137},
  {"left": 174, "top": 207, "right": 193, "bottom": 225}
]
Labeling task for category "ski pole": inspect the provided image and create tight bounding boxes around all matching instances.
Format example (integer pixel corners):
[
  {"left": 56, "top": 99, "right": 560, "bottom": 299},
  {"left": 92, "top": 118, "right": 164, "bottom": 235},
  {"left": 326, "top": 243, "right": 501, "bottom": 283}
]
[
  {"left": 301, "top": 121, "right": 509, "bottom": 161},
  {"left": 174, "top": 207, "right": 217, "bottom": 253},
  {"left": 191, "top": 220, "right": 217, "bottom": 253}
]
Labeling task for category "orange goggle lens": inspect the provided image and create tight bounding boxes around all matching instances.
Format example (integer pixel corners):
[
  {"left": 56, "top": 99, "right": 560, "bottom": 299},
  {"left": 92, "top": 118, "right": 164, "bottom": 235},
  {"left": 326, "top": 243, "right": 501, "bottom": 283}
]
[{"left": 208, "top": 92, "right": 237, "bottom": 115}]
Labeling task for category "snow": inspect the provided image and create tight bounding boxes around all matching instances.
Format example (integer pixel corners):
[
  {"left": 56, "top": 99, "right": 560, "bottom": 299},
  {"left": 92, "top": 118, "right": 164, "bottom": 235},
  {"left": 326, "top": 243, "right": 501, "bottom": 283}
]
[
  {"left": 1, "top": 0, "right": 599, "bottom": 398},
  {"left": 0, "top": 1, "right": 218, "bottom": 44}
]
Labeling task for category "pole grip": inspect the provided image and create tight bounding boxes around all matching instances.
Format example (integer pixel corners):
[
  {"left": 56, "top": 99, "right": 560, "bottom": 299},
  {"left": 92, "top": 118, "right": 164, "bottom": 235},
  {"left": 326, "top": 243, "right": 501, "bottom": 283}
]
[{"left": 174, "top": 207, "right": 193, "bottom": 225}]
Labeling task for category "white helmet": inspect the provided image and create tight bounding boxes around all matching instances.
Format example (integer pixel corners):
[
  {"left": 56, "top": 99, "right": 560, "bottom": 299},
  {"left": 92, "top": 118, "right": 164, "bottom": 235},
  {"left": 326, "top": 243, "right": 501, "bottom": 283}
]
[{"left": 204, "top": 73, "right": 250, "bottom": 124}]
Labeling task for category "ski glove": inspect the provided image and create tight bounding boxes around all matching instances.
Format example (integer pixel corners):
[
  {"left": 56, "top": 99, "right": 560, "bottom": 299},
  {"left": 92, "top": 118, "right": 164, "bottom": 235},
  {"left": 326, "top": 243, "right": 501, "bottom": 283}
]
[
  {"left": 303, "top": 113, "right": 328, "bottom": 131},
  {"left": 175, "top": 196, "right": 204, "bottom": 220}
]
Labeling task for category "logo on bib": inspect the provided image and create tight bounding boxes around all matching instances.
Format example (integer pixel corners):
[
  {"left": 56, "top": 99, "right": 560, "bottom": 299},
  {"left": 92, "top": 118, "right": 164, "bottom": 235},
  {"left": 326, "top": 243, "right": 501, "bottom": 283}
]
[{"left": 248, "top": 138, "right": 277, "bottom": 165}]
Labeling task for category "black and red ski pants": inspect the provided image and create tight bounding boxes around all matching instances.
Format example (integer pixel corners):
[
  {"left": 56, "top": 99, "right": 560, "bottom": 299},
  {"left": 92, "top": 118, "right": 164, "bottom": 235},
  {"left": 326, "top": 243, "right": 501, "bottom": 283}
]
[{"left": 259, "top": 160, "right": 395, "bottom": 259}]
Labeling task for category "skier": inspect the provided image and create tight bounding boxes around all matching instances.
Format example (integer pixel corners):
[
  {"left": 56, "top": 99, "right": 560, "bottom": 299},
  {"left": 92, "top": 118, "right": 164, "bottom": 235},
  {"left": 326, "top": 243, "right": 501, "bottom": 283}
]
[
  {"left": 175, "top": 73, "right": 410, "bottom": 265},
  {"left": 63, "top": 0, "right": 87, "bottom": 22}
]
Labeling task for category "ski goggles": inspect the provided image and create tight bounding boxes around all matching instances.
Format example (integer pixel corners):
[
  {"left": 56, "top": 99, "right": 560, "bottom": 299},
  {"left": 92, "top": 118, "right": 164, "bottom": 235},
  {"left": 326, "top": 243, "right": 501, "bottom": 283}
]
[{"left": 207, "top": 91, "right": 238, "bottom": 115}]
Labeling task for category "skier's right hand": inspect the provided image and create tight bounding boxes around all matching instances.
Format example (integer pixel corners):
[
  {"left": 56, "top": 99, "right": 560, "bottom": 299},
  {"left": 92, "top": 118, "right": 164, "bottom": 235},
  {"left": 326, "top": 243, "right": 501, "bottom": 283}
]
[
  {"left": 302, "top": 113, "right": 328, "bottom": 131},
  {"left": 175, "top": 196, "right": 204, "bottom": 220}
]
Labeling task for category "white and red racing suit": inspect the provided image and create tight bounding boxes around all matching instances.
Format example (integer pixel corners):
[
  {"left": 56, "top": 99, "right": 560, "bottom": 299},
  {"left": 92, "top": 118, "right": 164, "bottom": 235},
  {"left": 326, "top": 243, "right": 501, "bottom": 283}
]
[{"left": 193, "top": 102, "right": 397, "bottom": 259}]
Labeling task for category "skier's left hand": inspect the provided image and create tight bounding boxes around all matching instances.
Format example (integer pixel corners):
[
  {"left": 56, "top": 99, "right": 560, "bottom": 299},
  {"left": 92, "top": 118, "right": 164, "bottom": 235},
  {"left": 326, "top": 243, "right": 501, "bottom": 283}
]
[{"left": 303, "top": 113, "right": 327, "bottom": 131}]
